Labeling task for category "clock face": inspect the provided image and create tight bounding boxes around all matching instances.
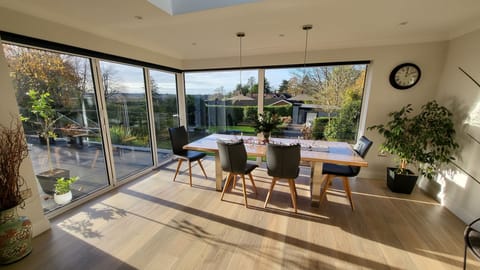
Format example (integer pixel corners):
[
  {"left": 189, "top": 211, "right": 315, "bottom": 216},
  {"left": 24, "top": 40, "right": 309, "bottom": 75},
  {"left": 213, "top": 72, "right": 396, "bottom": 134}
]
[{"left": 389, "top": 63, "right": 421, "bottom": 90}]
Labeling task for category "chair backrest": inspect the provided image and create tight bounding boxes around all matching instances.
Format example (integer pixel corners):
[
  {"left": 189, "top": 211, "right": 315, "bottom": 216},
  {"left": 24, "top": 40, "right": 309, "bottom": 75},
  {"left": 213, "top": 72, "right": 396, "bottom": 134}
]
[
  {"left": 266, "top": 143, "right": 301, "bottom": 179},
  {"left": 168, "top": 126, "right": 188, "bottom": 155},
  {"left": 353, "top": 136, "right": 373, "bottom": 158},
  {"left": 217, "top": 140, "right": 247, "bottom": 174},
  {"left": 350, "top": 136, "right": 373, "bottom": 175}
]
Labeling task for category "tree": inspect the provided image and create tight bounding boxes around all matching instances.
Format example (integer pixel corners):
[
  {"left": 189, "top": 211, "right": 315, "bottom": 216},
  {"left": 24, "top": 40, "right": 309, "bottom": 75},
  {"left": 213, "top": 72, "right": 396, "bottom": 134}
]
[
  {"left": 278, "top": 80, "right": 289, "bottom": 93},
  {"left": 4, "top": 45, "right": 83, "bottom": 111},
  {"left": 101, "top": 65, "right": 122, "bottom": 100},
  {"left": 324, "top": 70, "right": 365, "bottom": 142}
]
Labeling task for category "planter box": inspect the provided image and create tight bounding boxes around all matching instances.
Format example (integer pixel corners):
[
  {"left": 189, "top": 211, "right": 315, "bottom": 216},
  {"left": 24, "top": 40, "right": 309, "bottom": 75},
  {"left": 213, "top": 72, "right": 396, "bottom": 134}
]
[
  {"left": 386, "top": 167, "right": 418, "bottom": 194},
  {"left": 36, "top": 168, "right": 70, "bottom": 195}
]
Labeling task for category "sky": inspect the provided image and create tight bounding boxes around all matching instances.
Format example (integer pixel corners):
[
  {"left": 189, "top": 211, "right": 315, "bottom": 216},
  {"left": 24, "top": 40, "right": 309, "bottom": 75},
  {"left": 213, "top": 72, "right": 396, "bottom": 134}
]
[{"left": 100, "top": 61, "right": 301, "bottom": 95}]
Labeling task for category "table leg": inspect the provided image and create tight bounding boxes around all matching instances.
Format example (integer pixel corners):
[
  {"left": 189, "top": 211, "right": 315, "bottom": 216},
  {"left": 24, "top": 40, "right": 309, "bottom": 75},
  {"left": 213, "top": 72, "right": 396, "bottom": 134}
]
[
  {"left": 310, "top": 161, "right": 324, "bottom": 207},
  {"left": 215, "top": 153, "right": 223, "bottom": 191}
]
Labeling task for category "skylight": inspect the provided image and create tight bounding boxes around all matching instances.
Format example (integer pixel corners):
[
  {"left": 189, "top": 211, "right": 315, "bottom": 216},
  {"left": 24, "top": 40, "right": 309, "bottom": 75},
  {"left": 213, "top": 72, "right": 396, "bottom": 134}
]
[{"left": 147, "top": 0, "right": 261, "bottom": 15}]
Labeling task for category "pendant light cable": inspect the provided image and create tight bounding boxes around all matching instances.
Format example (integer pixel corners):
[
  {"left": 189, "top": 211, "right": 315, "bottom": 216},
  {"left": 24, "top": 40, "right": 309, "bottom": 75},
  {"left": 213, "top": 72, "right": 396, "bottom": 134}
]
[{"left": 237, "top": 32, "right": 245, "bottom": 90}]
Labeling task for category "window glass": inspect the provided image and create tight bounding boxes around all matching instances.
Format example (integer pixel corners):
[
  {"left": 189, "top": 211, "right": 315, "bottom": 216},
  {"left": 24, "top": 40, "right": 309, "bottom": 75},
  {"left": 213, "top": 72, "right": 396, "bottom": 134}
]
[
  {"left": 185, "top": 70, "right": 258, "bottom": 140},
  {"left": 265, "top": 64, "right": 367, "bottom": 142},
  {"left": 2, "top": 44, "right": 109, "bottom": 213},
  {"left": 99, "top": 61, "right": 153, "bottom": 180},
  {"left": 149, "top": 69, "right": 178, "bottom": 163}
]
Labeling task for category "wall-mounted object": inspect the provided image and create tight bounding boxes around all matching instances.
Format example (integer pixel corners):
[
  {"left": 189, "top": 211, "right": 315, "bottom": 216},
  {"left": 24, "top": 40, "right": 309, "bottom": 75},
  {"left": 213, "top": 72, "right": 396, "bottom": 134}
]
[{"left": 389, "top": 63, "right": 421, "bottom": 90}]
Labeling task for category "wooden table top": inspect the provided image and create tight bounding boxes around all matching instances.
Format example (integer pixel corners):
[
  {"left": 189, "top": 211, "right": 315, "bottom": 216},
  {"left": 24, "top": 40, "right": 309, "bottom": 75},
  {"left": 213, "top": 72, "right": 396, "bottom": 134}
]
[{"left": 184, "top": 134, "right": 368, "bottom": 167}]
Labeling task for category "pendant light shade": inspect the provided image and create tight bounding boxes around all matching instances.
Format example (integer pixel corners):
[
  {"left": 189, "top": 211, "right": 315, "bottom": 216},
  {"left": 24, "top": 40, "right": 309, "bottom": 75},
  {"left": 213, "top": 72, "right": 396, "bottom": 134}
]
[
  {"left": 302, "top": 24, "right": 313, "bottom": 68},
  {"left": 237, "top": 32, "right": 245, "bottom": 90}
]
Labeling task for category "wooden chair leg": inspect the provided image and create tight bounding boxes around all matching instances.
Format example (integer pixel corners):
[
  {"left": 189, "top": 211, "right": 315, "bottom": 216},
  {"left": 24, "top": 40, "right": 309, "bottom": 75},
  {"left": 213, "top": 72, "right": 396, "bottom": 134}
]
[
  {"left": 264, "top": 177, "right": 278, "bottom": 208},
  {"left": 197, "top": 159, "right": 208, "bottom": 179},
  {"left": 288, "top": 179, "right": 298, "bottom": 213},
  {"left": 188, "top": 161, "right": 192, "bottom": 187},
  {"left": 248, "top": 173, "right": 257, "bottom": 195},
  {"left": 221, "top": 173, "right": 233, "bottom": 201},
  {"left": 173, "top": 159, "right": 184, "bottom": 182},
  {"left": 241, "top": 174, "right": 248, "bottom": 208},
  {"left": 233, "top": 175, "right": 239, "bottom": 190},
  {"left": 342, "top": 176, "right": 355, "bottom": 211},
  {"left": 320, "top": 175, "right": 332, "bottom": 204}
]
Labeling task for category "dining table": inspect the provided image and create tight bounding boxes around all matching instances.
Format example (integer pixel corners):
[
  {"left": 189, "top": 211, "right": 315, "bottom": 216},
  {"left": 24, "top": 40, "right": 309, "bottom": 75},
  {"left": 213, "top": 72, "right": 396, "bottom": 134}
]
[{"left": 183, "top": 133, "right": 368, "bottom": 207}]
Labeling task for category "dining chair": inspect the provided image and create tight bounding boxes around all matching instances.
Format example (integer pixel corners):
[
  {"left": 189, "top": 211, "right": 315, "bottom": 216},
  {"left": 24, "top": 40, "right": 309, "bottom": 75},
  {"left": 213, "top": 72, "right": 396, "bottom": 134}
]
[
  {"left": 264, "top": 143, "right": 301, "bottom": 213},
  {"left": 168, "top": 126, "right": 207, "bottom": 187},
  {"left": 320, "top": 135, "right": 373, "bottom": 210},
  {"left": 217, "top": 139, "right": 258, "bottom": 208}
]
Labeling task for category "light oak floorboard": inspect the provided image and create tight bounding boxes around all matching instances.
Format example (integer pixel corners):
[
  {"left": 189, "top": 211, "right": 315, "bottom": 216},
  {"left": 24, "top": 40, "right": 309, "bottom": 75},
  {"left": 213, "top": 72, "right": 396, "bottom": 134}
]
[{"left": 4, "top": 157, "right": 479, "bottom": 270}]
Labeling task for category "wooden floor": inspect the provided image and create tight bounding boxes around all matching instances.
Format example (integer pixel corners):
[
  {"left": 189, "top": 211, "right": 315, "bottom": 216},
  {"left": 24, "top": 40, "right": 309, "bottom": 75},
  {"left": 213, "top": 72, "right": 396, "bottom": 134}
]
[{"left": 5, "top": 157, "right": 478, "bottom": 270}]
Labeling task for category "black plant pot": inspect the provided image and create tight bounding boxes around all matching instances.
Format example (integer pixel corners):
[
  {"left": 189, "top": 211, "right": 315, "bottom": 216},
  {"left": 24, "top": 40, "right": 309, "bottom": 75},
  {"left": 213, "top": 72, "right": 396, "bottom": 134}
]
[
  {"left": 39, "top": 135, "right": 55, "bottom": 145},
  {"left": 386, "top": 167, "right": 418, "bottom": 194},
  {"left": 36, "top": 168, "right": 70, "bottom": 195}
]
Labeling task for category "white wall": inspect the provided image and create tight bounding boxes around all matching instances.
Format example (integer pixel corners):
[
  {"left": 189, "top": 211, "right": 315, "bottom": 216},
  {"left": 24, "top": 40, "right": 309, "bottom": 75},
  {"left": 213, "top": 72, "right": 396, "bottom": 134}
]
[
  {"left": 420, "top": 29, "right": 480, "bottom": 223},
  {"left": 0, "top": 44, "right": 50, "bottom": 236}
]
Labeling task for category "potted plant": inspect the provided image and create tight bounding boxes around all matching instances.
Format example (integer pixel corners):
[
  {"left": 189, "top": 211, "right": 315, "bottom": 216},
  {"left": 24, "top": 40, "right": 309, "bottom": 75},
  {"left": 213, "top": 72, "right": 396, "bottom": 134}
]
[
  {"left": 25, "top": 89, "right": 69, "bottom": 195},
  {"left": 0, "top": 118, "right": 33, "bottom": 264},
  {"left": 368, "top": 100, "right": 458, "bottom": 194},
  {"left": 253, "top": 111, "right": 282, "bottom": 143},
  {"left": 53, "top": 176, "right": 79, "bottom": 205}
]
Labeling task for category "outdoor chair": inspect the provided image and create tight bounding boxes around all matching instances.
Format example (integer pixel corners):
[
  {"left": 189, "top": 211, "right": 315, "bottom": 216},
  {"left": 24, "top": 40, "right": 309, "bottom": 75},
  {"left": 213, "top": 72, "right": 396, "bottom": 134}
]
[{"left": 464, "top": 217, "right": 480, "bottom": 269}]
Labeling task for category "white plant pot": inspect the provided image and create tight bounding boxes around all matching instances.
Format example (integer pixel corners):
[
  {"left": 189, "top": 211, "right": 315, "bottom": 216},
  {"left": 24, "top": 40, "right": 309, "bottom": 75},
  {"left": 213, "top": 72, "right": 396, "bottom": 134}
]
[{"left": 54, "top": 191, "right": 72, "bottom": 205}]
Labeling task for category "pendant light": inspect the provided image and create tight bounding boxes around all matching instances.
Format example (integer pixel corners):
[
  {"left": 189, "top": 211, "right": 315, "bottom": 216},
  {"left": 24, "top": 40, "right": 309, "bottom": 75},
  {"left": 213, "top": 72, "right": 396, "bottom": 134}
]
[
  {"left": 302, "top": 24, "right": 313, "bottom": 68},
  {"left": 301, "top": 24, "right": 313, "bottom": 91},
  {"left": 237, "top": 32, "right": 245, "bottom": 92}
]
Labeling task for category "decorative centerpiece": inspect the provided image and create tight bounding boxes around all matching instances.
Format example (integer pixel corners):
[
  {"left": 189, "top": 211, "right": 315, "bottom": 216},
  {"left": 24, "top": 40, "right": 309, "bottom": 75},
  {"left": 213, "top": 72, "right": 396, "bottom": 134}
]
[
  {"left": 0, "top": 118, "right": 33, "bottom": 264},
  {"left": 253, "top": 111, "right": 282, "bottom": 143}
]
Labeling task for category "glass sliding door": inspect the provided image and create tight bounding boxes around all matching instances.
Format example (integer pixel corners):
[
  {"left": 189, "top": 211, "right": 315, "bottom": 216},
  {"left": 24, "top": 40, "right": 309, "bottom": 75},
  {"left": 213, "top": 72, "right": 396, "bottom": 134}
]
[
  {"left": 184, "top": 70, "right": 258, "bottom": 140},
  {"left": 99, "top": 61, "right": 153, "bottom": 180},
  {"left": 149, "top": 69, "right": 178, "bottom": 164},
  {"left": 2, "top": 44, "right": 109, "bottom": 213}
]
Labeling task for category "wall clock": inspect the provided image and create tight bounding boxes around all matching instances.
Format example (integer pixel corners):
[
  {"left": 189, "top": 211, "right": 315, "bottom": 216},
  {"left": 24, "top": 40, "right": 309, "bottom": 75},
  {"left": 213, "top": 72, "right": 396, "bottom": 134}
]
[{"left": 389, "top": 63, "right": 421, "bottom": 90}]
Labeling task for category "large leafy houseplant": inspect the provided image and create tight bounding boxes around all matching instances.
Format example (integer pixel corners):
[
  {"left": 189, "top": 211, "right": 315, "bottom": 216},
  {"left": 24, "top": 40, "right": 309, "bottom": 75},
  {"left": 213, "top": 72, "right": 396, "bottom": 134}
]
[{"left": 369, "top": 100, "right": 458, "bottom": 180}]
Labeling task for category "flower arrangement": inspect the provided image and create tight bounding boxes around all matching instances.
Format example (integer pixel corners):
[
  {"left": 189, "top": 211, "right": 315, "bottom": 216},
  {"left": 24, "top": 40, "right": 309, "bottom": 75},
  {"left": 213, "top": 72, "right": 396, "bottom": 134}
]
[
  {"left": 300, "top": 122, "right": 313, "bottom": 140},
  {"left": 253, "top": 111, "right": 282, "bottom": 133}
]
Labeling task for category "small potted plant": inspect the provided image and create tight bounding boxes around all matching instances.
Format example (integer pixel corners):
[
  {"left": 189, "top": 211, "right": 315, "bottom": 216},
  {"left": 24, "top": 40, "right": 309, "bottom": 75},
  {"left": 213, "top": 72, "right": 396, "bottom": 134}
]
[
  {"left": 53, "top": 176, "right": 79, "bottom": 205},
  {"left": 253, "top": 111, "right": 282, "bottom": 143},
  {"left": 368, "top": 100, "right": 458, "bottom": 194}
]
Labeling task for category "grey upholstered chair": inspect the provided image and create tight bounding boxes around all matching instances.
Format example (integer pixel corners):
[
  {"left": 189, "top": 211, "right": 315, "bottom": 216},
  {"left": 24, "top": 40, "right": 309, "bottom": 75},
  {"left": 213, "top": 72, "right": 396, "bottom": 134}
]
[
  {"left": 320, "top": 136, "right": 373, "bottom": 210},
  {"left": 217, "top": 139, "right": 257, "bottom": 208},
  {"left": 168, "top": 126, "right": 207, "bottom": 187},
  {"left": 264, "top": 143, "right": 301, "bottom": 213}
]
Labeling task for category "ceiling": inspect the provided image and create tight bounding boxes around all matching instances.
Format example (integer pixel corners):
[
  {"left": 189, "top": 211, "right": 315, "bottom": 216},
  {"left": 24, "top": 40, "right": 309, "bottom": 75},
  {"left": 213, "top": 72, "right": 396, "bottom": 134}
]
[{"left": 1, "top": 0, "right": 480, "bottom": 61}]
